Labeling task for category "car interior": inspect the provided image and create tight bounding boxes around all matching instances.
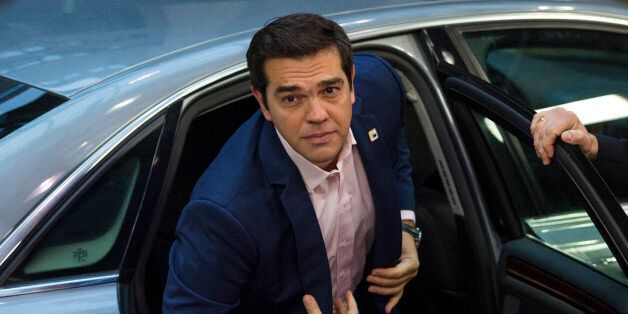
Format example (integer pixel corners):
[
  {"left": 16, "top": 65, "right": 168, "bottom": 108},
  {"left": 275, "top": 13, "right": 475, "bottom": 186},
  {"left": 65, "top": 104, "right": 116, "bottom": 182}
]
[{"left": 138, "top": 50, "right": 480, "bottom": 313}]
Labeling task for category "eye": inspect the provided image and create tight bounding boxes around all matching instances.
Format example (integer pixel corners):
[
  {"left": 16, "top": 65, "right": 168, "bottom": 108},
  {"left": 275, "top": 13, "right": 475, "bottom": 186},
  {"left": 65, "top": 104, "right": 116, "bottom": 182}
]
[
  {"left": 324, "top": 87, "right": 339, "bottom": 95},
  {"left": 282, "top": 95, "right": 299, "bottom": 105}
]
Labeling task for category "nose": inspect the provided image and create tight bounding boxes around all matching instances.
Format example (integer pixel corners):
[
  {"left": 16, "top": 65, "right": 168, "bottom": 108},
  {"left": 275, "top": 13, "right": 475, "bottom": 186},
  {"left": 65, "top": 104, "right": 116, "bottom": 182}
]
[{"left": 305, "top": 97, "right": 329, "bottom": 123}]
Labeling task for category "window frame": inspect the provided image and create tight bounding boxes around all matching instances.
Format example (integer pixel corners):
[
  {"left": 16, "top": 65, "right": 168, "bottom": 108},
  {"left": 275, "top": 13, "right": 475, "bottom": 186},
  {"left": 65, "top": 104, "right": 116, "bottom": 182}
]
[
  {"left": 447, "top": 20, "right": 628, "bottom": 84},
  {"left": 448, "top": 19, "right": 628, "bottom": 238},
  {"left": 438, "top": 61, "right": 628, "bottom": 279},
  {"left": 128, "top": 71, "right": 254, "bottom": 312},
  {"left": 0, "top": 117, "right": 164, "bottom": 290}
]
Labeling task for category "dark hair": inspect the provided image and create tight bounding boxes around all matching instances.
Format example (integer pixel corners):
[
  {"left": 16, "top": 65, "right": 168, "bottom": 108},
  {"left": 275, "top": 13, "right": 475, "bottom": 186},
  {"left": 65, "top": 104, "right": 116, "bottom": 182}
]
[{"left": 246, "top": 13, "right": 353, "bottom": 106}]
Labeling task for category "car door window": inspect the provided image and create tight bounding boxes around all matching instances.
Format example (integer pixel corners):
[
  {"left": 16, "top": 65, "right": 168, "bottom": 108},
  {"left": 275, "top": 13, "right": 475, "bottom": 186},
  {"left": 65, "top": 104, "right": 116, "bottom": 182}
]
[
  {"left": 462, "top": 27, "right": 628, "bottom": 204},
  {"left": 439, "top": 60, "right": 628, "bottom": 285},
  {"left": 477, "top": 115, "right": 627, "bottom": 285},
  {"left": 5, "top": 128, "right": 159, "bottom": 284}
]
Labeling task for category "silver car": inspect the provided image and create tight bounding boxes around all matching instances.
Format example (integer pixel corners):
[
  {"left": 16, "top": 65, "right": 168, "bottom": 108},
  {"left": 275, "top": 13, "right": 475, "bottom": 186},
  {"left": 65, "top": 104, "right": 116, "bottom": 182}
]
[{"left": 1, "top": 0, "right": 627, "bottom": 313}]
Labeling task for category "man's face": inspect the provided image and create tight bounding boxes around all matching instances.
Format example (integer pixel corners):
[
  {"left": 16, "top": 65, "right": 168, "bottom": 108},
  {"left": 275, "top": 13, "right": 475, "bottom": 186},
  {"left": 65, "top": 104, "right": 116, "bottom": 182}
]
[{"left": 252, "top": 48, "right": 355, "bottom": 171}]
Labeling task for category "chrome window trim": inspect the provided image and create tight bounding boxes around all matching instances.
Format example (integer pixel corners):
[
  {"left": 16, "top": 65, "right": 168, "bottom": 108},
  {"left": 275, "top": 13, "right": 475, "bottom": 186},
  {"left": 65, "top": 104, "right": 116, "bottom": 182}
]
[
  {"left": 1, "top": 9, "right": 626, "bottom": 281},
  {"left": 448, "top": 21, "right": 628, "bottom": 81},
  {"left": 0, "top": 63, "right": 247, "bottom": 273},
  {"left": 0, "top": 272, "right": 118, "bottom": 298},
  {"left": 350, "top": 12, "right": 628, "bottom": 41}
]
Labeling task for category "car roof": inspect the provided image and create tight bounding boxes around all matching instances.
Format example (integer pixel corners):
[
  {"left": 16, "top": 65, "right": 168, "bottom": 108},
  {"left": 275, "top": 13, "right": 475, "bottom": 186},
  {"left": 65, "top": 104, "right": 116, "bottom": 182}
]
[
  {"left": 0, "top": 0, "right": 428, "bottom": 97},
  {"left": 1, "top": 0, "right": 625, "bottom": 97},
  {"left": 0, "top": 0, "right": 626, "bottom": 244}
]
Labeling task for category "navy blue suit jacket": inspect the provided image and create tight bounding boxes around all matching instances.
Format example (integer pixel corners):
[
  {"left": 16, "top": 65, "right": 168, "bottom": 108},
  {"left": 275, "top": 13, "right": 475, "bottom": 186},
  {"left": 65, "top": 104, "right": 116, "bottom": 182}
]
[
  {"left": 163, "top": 54, "right": 415, "bottom": 313},
  {"left": 595, "top": 134, "right": 628, "bottom": 197}
]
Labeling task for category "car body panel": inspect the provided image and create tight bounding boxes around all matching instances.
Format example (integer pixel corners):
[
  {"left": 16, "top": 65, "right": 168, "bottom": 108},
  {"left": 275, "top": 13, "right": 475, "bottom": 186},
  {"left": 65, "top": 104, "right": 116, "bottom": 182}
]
[
  {"left": 0, "top": 0, "right": 423, "bottom": 97},
  {"left": 0, "top": 282, "right": 118, "bottom": 313}
]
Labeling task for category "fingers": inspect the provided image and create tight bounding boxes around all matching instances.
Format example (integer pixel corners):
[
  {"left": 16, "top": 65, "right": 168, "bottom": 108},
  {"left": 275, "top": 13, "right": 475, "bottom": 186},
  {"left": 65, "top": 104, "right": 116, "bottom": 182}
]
[
  {"left": 370, "top": 258, "right": 419, "bottom": 279},
  {"left": 303, "top": 295, "right": 322, "bottom": 314},
  {"left": 532, "top": 114, "right": 551, "bottom": 165},
  {"left": 370, "top": 266, "right": 405, "bottom": 279},
  {"left": 532, "top": 108, "right": 594, "bottom": 165},
  {"left": 534, "top": 116, "right": 556, "bottom": 165},
  {"left": 367, "top": 272, "right": 414, "bottom": 287},
  {"left": 385, "top": 291, "right": 403, "bottom": 314},
  {"left": 530, "top": 113, "right": 543, "bottom": 135},
  {"left": 334, "top": 297, "right": 347, "bottom": 314},
  {"left": 334, "top": 291, "right": 359, "bottom": 314},
  {"left": 368, "top": 284, "right": 403, "bottom": 296},
  {"left": 367, "top": 254, "right": 418, "bottom": 295},
  {"left": 533, "top": 125, "right": 546, "bottom": 163},
  {"left": 344, "top": 291, "right": 358, "bottom": 313},
  {"left": 540, "top": 128, "right": 557, "bottom": 164}
]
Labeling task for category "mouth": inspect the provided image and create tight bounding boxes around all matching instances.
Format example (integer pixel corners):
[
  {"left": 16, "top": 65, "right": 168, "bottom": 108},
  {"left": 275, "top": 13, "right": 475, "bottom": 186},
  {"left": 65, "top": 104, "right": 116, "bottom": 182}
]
[{"left": 303, "top": 131, "right": 335, "bottom": 145}]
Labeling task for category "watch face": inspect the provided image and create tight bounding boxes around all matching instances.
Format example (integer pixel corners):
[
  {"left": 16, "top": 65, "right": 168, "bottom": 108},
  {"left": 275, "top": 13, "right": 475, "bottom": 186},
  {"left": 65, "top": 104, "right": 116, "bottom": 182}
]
[
  {"left": 414, "top": 228, "right": 422, "bottom": 247},
  {"left": 403, "top": 224, "right": 422, "bottom": 246}
]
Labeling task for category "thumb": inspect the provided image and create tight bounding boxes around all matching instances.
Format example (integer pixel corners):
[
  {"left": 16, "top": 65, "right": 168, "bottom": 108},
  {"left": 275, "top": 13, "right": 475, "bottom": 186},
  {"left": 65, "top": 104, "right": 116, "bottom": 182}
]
[
  {"left": 561, "top": 130, "right": 585, "bottom": 144},
  {"left": 303, "top": 295, "right": 322, "bottom": 314},
  {"left": 561, "top": 130, "right": 593, "bottom": 153}
]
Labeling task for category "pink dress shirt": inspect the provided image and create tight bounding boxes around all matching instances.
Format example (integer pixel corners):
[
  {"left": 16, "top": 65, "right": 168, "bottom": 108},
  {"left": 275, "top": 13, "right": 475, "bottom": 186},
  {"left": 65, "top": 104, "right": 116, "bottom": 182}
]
[{"left": 277, "top": 129, "right": 414, "bottom": 299}]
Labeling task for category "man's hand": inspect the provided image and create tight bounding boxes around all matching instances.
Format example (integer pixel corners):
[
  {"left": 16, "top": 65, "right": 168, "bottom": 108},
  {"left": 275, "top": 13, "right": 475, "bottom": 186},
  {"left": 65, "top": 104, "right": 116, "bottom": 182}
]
[
  {"left": 366, "top": 222, "right": 419, "bottom": 313},
  {"left": 531, "top": 107, "right": 598, "bottom": 165},
  {"left": 303, "top": 291, "right": 358, "bottom": 314}
]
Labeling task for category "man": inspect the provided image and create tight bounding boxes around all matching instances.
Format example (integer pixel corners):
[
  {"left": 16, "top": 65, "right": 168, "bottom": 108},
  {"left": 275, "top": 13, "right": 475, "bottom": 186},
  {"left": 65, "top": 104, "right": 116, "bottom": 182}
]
[
  {"left": 531, "top": 107, "right": 628, "bottom": 195},
  {"left": 164, "top": 13, "right": 419, "bottom": 313}
]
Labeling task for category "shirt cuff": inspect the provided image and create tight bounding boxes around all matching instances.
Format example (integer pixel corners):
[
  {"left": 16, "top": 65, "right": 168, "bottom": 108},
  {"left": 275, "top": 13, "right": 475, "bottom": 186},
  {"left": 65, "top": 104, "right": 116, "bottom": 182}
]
[{"left": 400, "top": 209, "right": 415, "bottom": 223}]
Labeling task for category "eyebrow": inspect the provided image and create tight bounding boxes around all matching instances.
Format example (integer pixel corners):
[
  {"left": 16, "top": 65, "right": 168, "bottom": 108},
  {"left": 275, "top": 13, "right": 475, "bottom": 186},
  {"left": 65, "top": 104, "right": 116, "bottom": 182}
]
[
  {"left": 319, "top": 77, "right": 344, "bottom": 87},
  {"left": 273, "top": 77, "right": 345, "bottom": 96},
  {"left": 274, "top": 85, "right": 302, "bottom": 95}
]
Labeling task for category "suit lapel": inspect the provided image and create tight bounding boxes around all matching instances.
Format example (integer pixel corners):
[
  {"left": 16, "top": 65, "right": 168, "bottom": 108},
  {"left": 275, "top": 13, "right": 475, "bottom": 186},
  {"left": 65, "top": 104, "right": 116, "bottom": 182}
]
[
  {"left": 351, "top": 114, "right": 401, "bottom": 270},
  {"left": 352, "top": 113, "right": 402, "bottom": 313},
  {"left": 258, "top": 120, "right": 333, "bottom": 314}
]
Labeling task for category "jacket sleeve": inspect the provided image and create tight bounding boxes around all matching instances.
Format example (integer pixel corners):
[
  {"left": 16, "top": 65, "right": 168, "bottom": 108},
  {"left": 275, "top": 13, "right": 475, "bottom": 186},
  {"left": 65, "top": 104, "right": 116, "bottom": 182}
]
[
  {"left": 394, "top": 120, "right": 416, "bottom": 211},
  {"left": 387, "top": 61, "right": 416, "bottom": 212},
  {"left": 163, "top": 199, "right": 257, "bottom": 313},
  {"left": 593, "top": 134, "right": 628, "bottom": 197}
]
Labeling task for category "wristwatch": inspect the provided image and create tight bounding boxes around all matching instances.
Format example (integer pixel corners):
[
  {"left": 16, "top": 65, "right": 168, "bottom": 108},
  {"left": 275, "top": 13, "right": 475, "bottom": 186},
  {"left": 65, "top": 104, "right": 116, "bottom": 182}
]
[{"left": 402, "top": 223, "right": 422, "bottom": 249}]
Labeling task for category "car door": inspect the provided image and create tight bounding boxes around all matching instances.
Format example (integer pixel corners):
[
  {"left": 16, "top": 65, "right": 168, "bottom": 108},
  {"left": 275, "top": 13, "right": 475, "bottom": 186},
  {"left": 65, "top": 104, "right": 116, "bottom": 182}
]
[
  {"left": 436, "top": 59, "right": 628, "bottom": 312},
  {"left": 0, "top": 117, "right": 166, "bottom": 313}
]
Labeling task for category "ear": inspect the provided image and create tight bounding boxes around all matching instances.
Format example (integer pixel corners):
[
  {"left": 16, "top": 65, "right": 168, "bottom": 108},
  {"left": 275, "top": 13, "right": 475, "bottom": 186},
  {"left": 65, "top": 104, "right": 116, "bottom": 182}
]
[
  {"left": 252, "top": 87, "right": 272, "bottom": 121},
  {"left": 350, "top": 65, "right": 356, "bottom": 105}
]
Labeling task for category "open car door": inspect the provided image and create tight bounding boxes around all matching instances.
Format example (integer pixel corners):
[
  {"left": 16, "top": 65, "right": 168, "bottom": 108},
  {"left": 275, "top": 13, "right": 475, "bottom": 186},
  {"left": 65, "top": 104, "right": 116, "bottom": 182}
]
[{"left": 438, "top": 63, "right": 628, "bottom": 313}]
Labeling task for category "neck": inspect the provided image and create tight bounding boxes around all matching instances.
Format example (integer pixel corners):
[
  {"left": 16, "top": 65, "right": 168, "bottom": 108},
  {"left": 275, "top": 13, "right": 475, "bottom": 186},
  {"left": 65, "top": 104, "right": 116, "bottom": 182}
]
[{"left": 315, "top": 156, "right": 339, "bottom": 172}]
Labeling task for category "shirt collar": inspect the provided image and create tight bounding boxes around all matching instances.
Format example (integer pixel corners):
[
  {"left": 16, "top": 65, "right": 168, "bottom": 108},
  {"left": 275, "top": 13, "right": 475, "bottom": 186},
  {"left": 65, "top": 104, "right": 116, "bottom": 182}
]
[{"left": 276, "top": 128, "right": 357, "bottom": 192}]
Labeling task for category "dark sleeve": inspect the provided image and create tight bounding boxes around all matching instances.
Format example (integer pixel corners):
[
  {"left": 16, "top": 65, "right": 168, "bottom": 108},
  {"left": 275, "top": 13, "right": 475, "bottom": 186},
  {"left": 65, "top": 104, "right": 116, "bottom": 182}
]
[
  {"left": 163, "top": 199, "right": 257, "bottom": 313},
  {"left": 593, "top": 134, "right": 628, "bottom": 197},
  {"left": 388, "top": 64, "right": 416, "bottom": 211},
  {"left": 393, "top": 118, "right": 416, "bottom": 210}
]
